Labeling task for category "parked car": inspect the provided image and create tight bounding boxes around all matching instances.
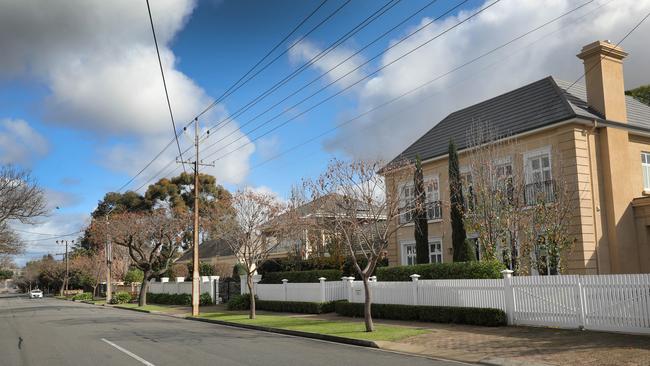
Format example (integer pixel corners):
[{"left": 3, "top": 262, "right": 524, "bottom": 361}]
[{"left": 29, "top": 289, "right": 43, "bottom": 299}]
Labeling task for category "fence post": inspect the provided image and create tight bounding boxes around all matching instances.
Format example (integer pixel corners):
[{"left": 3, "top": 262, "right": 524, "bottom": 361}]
[
  {"left": 319, "top": 277, "right": 327, "bottom": 303},
  {"left": 209, "top": 276, "right": 219, "bottom": 304},
  {"left": 239, "top": 275, "right": 246, "bottom": 295},
  {"left": 343, "top": 277, "right": 354, "bottom": 302},
  {"left": 501, "top": 270, "right": 515, "bottom": 325},
  {"left": 575, "top": 276, "right": 586, "bottom": 329},
  {"left": 410, "top": 274, "right": 420, "bottom": 306},
  {"left": 282, "top": 279, "right": 288, "bottom": 301}
]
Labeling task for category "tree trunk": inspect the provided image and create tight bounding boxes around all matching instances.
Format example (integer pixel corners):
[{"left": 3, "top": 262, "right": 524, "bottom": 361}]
[
  {"left": 92, "top": 285, "right": 97, "bottom": 300},
  {"left": 247, "top": 275, "right": 256, "bottom": 319},
  {"left": 362, "top": 277, "right": 374, "bottom": 332},
  {"left": 138, "top": 275, "right": 149, "bottom": 307}
]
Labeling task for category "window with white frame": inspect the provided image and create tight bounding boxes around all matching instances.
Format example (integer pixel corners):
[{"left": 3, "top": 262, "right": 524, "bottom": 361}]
[
  {"left": 399, "top": 184, "right": 415, "bottom": 223},
  {"left": 460, "top": 170, "right": 475, "bottom": 210},
  {"left": 495, "top": 159, "right": 514, "bottom": 202},
  {"left": 524, "top": 148, "right": 554, "bottom": 205},
  {"left": 429, "top": 240, "right": 443, "bottom": 263},
  {"left": 401, "top": 239, "right": 443, "bottom": 265},
  {"left": 642, "top": 152, "right": 650, "bottom": 190},
  {"left": 426, "top": 177, "right": 442, "bottom": 220},
  {"left": 401, "top": 242, "right": 417, "bottom": 265},
  {"left": 399, "top": 176, "right": 441, "bottom": 223}
]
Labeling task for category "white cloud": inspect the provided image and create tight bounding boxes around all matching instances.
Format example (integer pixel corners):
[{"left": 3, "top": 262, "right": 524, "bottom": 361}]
[
  {"left": 0, "top": 0, "right": 254, "bottom": 184},
  {"left": 288, "top": 40, "right": 368, "bottom": 89},
  {"left": 0, "top": 118, "right": 49, "bottom": 165},
  {"left": 322, "top": 0, "right": 650, "bottom": 160},
  {"left": 256, "top": 135, "right": 281, "bottom": 160}
]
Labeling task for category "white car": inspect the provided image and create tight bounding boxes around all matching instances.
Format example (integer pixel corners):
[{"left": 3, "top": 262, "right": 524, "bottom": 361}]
[{"left": 29, "top": 289, "right": 43, "bottom": 299}]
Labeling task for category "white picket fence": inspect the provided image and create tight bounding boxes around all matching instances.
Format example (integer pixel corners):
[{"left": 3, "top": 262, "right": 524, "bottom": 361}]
[
  {"left": 244, "top": 272, "right": 650, "bottom": 334},
  {"left": 147, "top": 276, "right": 220, "bottom": 303}
]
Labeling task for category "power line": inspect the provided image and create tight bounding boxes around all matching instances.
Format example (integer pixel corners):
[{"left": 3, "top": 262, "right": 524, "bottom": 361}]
[
  {"left": 111, "top": 0, "right": 342, "bottom": 193},
  {"left": 146, "top": 0, "right": 186, "bottom": 173},
  {"left": 20, "top": 230, "right": 84, "bottom": 242},
  {"left": 194, "top": 0, "right": 351, "bottom": 121},
  {"left": 252, "top": 0, "right": 612, "bottom": 172},
  {"left": 201, "top": 0, "right": 403, "bottom": 138},
  {"left": 194, "top": 0, "right": 331, "bottom": 121},
  {"left": 565, "top": 8, "right": 650, "bottom": 91},
  {"left": 202, "top": 0, "right": 503, "bottom": 162}
]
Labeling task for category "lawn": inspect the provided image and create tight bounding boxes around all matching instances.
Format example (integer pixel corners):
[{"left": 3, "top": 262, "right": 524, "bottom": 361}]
[
  {"left": 198, "top": 312, "right": 428, "bottom": 342},
  {"left": 114, "top": 303, "right": 180, "bottom": 312}
]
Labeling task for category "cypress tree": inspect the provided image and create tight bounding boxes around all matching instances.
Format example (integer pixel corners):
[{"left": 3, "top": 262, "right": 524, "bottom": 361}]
[
  {"left": 449, "top": 140, "right": 469, "bottom": 261},
  {"left": 414, "top": 156, "right": 429, "bottom": 264}
]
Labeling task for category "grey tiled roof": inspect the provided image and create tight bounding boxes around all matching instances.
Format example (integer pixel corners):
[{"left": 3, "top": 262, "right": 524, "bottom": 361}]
[
  {"left": 178, "top": 239, "right": 234, "bottom": 262},
  {"left": 391, "top": 76, "right": 650, "bottom": 163}
]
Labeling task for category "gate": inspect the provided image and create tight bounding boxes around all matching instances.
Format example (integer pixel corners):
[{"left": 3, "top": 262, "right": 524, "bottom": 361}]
[{"left": 218, "top": 277, "right": 240, "bottom": 303}]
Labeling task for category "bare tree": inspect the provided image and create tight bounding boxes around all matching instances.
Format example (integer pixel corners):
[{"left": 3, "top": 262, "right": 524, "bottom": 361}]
[
  {"left": 90, "top": 210, "right": 188, "bottom": 306},
  {"left": 463, "top": 121, "right": 578, "bottom": 274},
  {"left": 215, "top": 189, "right": 287, "bottom": 319},
  {"left": 307, "top": 159, "right": 415, "bottom": 332},
  {"left": 0, "top": 165, "right": 48, "bottom": 255},
  {"left": 70, "top": 249, "right": 106, "bottom": 298}
]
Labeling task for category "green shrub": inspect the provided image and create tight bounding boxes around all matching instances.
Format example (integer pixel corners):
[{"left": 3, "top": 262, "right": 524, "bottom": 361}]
[
  {"left": 72, "top": 292, "right": 93, "bottom": 301},
  {"left": 334, "top": 301, "right": 506, "bottom": 327},
  {"left": 111, "top": 291, "right": 132, "bottom": 304},
  {"left": 256, "top": 300, "right": 339, "bottom": 314},
  {"left": 200, "top": 292, "right": 213, "bottom": 306},
  {"left": 227, "top": 294, "right": 254, "bottom": 310},
  {"left": 260, "top": 269, "right": 343, "bottom": 284},
  {"left": 258, "top": 256, "right": 388, "bottom": 277},
  {"left": 124, "top": 269, "right": 144, "bottom": 284},
  {"left": 376, "top": 260, "right": 505, "bottom": 281},
  {"left": 146, "top": 293, "right": 191, "bottom": 305}
]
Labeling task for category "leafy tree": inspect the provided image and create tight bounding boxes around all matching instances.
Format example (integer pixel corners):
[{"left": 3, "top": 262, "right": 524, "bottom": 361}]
[
  {"left": 449, "top": 140, "right": 469, "bottom": 261},
  {"left": 626, "top": 84, "right": 650, "bottom": 106},
  {"left": 92, "top": 191, "right": 149, "bottom": 219},
  {"left": 413, "top": 156, "right": 429, "bottom": 264},
  {"left": 0, "top": 269, "right": 12, "bottom": 280},
  {"left": 124, "top": 268, "right": 144, "bottom": 284},
  {"left": 187, "top": 261, "right": 216, "bottom": 276},
  {"left": 144, "top": 173, "right": 233, "bottom": 218}
]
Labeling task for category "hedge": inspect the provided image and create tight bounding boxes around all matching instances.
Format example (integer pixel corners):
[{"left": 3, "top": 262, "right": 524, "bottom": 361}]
[
  {"left": 72, "top": 292, "right": 93, "bottom": 301},
  {"left": 376, "top": 260, "right": 505, "bottom": 281},
  {"left": 227, "top": 294, "right": 252, "bottom": 310},
  {"left": 256, "top": 300, "right": 338, "bottom": 314},
  {"left": 260, "top": 269, "right": 343, "bottom": 284},
  {"left": 146, "top": 292, "right": 213, "bottom": 306},
  {"left": 334, "top": 301, "right": 506, "bottom": 327},
  {"left": 258, "top": 256, "right": 388, "bottom": 277}
]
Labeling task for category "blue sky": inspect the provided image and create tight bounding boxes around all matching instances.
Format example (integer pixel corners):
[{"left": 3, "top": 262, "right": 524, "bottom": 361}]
[{"left": 2, "top": 0, "right": 649, "bottom": 265}]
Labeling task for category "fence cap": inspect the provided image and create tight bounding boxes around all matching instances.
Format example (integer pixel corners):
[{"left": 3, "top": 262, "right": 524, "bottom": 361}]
[
  {"left": 500, "top": 269, "right": 514, "bottom": 278},
  {"left": 281, "top": 279, "right": 289, "bottom": 283},
  {"left": 318, "top": 277, "right": 327, "bottom": 281},
  {"left": 410, "top": 274, "right": 421, "bottom": 281}
]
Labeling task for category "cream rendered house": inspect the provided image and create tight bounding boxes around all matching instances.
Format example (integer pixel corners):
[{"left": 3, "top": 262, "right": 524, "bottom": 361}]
[{"left": 385, "top": 41, "right": 650, "bottom": 274}]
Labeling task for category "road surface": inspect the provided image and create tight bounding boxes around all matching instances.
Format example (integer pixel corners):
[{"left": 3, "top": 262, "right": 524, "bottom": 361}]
[{"left": 0, "top": 296, "right": 465, "bottom": 366}]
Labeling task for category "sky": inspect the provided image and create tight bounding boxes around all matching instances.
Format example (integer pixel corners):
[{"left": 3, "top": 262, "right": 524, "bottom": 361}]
[{"left": 1, "top": 0, "right": 649, "bottom": 266}]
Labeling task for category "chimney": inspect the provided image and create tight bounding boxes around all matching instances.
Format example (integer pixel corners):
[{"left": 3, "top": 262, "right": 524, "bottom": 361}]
[{"left": 576, "top": 40, "right": 628, "bottom": 122}]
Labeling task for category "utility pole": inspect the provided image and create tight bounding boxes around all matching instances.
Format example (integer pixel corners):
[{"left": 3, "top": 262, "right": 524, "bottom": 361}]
[
  {"left": 105, "top": 211, "right": 114, "bottom": 304},
  {"left": 56, "top": 239, "right": 73, "bottom": 295},
  {"left": 177, "top": 118, "right": 214, "bottom": 316}
]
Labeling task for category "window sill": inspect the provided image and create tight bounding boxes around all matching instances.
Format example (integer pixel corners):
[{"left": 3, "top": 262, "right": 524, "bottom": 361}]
[{"left": 400, "top": 219, "right": 443, "bottom": 226}]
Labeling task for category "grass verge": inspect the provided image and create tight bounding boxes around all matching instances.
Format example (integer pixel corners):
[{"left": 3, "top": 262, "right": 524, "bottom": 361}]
[
  {"left": 114, "top": 303, "right": 177, "bottom": 312},
  {"left": 198, "top": 312, "right": 428, "bottom": 342}
]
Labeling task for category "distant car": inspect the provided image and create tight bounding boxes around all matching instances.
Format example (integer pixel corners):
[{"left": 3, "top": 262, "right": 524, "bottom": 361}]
[{"left": 29, "top": 289, "right": 43, "bottom": 299}]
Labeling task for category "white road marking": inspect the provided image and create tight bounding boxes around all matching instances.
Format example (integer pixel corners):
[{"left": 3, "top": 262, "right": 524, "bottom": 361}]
[{"left": 101, "top": 338, "right": 156, "bottom": 366}]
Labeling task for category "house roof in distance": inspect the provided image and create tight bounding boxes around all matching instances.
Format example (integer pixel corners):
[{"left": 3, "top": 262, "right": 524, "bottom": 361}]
[
  {"left": 177, "top": 238, "right": 234, "bottom": 262},
  {"left": 390, "top": 76, "right": 650, "bottom": 164}
]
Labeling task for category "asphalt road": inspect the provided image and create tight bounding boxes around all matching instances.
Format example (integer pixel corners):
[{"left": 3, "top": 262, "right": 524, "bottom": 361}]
[{"left": 0, "top": 296, "right": 466, "bottom": 366}]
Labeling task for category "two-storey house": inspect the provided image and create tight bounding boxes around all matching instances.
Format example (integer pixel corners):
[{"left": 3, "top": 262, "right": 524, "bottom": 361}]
[{"left": 384, "top": 41, "right": 650, "bottom": 274}]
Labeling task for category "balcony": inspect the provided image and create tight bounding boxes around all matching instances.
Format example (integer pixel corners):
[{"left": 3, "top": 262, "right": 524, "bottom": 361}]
[{"left": 524, "top": 179, "right": 555, "bottom": 205}]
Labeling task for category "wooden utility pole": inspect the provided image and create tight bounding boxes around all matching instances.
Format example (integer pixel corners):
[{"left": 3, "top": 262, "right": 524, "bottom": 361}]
[
  {"left": 56, "top": 239, "right": 73, "bottom": 295},
  {"left": 178, "top": 118, "right": 214, "bottom": 316},
  {"left": 105, "top": 213, "right": 113, "bottom": 304}
]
